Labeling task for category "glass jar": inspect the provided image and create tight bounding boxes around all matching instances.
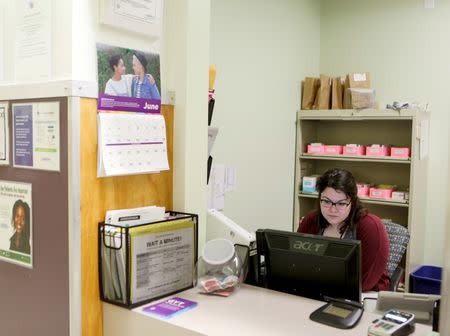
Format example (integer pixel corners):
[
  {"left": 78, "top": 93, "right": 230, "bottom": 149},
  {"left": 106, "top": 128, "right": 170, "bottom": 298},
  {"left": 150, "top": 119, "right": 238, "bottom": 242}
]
[{"left": 196, "top": 239, "right": 243, "bottom": 295}]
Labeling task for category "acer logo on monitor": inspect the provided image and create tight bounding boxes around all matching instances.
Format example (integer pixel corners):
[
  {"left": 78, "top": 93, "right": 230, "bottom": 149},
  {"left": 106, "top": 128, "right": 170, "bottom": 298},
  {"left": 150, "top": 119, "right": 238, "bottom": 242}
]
[{"left": 290, "top": 238, "right": 328, "bottom": 255}]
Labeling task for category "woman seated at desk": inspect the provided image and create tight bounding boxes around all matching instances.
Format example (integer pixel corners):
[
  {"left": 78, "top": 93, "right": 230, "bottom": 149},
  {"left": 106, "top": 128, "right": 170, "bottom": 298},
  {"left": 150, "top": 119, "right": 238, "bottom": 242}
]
[{"left": 298, "top": 168, "right": 390, "bottom": 292}]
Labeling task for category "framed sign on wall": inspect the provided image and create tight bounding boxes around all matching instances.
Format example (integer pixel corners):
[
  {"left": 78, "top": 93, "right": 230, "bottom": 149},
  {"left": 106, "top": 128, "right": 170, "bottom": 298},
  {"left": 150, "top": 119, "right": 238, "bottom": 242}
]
[{"left": 99, "top": 0, "right": 163, "bottom": 39}]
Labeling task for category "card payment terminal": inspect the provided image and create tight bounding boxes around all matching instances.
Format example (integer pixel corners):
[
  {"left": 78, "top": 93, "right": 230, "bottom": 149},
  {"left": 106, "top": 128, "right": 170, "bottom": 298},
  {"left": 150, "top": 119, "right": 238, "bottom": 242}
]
[
  {"left": 368, "top": 310, "right": 415, "bottom": 336},
  {"left": 309, "top": 297, "right": 363, "bottom": 329}
]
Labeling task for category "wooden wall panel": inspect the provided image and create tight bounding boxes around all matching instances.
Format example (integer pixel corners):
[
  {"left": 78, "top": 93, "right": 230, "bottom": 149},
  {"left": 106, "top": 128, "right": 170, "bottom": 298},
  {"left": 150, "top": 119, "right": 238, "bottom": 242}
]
[{"left": 80, "top": 99, "right": 173, "bottom": 336}]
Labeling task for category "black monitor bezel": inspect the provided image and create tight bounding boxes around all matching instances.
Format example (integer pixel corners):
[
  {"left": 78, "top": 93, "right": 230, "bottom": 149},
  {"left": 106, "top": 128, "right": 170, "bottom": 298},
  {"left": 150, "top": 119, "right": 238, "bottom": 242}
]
[{"left": 256, "top": 229, "right": 361, "bottom": 302}]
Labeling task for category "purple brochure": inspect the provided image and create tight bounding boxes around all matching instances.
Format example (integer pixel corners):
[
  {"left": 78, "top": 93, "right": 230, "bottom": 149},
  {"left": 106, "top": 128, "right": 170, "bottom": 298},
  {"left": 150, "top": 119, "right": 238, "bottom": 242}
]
[{"left": 143, "top": 297, "right": 198, "bottom": 319}]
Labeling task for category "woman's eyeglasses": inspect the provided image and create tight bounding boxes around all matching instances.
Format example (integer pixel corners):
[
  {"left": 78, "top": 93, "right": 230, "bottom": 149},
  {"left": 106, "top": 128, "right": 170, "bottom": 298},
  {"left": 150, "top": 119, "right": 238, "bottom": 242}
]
[{"left": 320, "top": 199, "right": 350, "bottom": 210}]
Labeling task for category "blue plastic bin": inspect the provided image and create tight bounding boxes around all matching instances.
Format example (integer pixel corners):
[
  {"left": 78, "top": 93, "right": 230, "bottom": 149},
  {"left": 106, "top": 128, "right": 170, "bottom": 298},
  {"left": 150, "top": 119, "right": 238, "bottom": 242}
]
[{"left": 410, "top": 265, "right": 442, "bottom": 295}]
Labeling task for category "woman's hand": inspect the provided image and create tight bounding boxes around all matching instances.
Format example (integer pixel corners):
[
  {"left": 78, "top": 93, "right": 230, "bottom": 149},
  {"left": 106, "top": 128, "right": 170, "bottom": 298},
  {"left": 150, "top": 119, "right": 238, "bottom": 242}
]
[{"left": 147, "top": 74, "right": 156, "bottom": 85}]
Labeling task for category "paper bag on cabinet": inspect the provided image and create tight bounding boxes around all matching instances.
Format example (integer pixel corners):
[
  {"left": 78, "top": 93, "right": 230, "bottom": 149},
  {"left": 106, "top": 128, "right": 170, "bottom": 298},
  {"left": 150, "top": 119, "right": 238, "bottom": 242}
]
[
  {"left": 301, "top": 77, "right": 320, "bottom": 110},
  {"left": 331, "top": 77, "right": 343, "bottom": 109},
  {"left": 314, "top": 74, "right": 331, "bottom": 110}
]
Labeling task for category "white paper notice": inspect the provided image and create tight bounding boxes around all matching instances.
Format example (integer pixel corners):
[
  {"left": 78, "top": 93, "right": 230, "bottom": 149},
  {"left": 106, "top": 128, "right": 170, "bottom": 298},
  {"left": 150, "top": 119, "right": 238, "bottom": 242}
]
[
  {"left": 100, "top": 0, "right": 162, "bottom": 38},
  {"left": 130, "top": 223, "right": 194, "bottom": 303},
  {"left": 97, "top": 112, "right": 169, "bottom": 177},
  {"left": 114, "top": 0, "right": 157, "bottom": 24},
  {"left": 208, "top": 164, "right": 225, "bottom": 211},
  {"left": 15, "top": 0, "right": 52, "bottom": 82},
  {"left": 0, "top": 102, "right": 9, "bottom": 165},
  {"left": 225, "top": 166, "right": 237, "bottom": 192},
  {"left": 13, "top": 102, "right": 60, "bottom": 171}
]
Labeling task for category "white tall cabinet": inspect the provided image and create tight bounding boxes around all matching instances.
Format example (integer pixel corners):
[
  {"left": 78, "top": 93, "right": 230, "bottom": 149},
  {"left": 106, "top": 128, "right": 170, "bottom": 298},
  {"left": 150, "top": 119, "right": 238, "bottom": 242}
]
[{"left": 293, "top": 109, "right": 428, "bottom": 284}]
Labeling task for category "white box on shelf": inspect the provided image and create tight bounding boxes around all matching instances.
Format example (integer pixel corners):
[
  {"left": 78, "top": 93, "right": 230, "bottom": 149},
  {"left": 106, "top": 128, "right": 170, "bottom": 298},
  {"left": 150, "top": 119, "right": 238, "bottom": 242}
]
[{"left": 302, "top": 175, "right": 320, "bottom": 193}]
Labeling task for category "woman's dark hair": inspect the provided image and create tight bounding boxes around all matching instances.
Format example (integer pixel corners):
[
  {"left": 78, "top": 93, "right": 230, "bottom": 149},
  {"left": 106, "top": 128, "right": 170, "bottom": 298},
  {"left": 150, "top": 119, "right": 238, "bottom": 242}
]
[
  {"left": 133, "top": 52, "right": 148, "bottom": 70},
  {"left": 11, "top": 199, "right": 31, "bottom": 239},
  {"left": 316, "top": 168, "right": 367, "bottom": 234},
  {"left": 109, "top": 54, "right": 122, "bottom": 71}
]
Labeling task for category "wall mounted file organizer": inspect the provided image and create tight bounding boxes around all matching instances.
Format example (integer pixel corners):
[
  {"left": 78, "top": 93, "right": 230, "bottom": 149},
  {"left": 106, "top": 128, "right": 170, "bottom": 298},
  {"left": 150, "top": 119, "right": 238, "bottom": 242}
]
[{"left": 99, "top": 211, "right": 198, "bottom": 308}]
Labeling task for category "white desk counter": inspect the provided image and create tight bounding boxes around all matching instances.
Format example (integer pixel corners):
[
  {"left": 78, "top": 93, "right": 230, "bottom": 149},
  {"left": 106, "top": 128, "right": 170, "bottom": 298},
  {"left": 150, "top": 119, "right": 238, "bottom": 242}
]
[{"left": 103, "top": 284, "right": 431, "bottom": 336}]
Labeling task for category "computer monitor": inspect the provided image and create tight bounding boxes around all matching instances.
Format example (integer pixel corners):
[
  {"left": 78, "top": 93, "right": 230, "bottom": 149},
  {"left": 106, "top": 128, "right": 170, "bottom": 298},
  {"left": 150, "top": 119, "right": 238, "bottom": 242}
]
[{"left": 256, "top": 229, "right": 361, "bottom": 302}]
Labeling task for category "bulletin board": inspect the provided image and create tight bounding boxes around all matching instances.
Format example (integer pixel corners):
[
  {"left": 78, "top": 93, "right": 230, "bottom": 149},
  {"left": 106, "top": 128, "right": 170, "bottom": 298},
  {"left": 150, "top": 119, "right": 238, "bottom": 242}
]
[{"left": 0, "top": 97, "right": 69, "bottom": 335}]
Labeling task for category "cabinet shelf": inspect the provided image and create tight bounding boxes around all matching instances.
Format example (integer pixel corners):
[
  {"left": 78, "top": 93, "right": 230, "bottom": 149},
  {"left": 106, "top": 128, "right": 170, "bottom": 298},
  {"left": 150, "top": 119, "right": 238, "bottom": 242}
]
[
  {"left": 298, "top": 192, "right": 409, "bottom": 208},
  {"left": 300, "top": 154, "right": 411, "bottom": 164},
  {"left": 298, "top": 109, "right": 417, "bottom": 120},
  {"left": 293, "top": 108, "right": 428, "bottom": 286}
]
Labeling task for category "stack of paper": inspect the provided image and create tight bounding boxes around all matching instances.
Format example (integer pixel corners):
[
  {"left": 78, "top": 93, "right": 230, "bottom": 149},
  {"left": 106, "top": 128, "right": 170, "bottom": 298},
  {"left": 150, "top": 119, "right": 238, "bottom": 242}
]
[{"left": 105, "top": 205, "right": 166, "bottom": 227}]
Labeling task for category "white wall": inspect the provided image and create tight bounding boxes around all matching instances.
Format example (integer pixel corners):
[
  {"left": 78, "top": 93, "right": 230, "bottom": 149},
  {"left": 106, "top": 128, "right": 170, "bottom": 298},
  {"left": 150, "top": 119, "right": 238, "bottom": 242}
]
[
  {"left": 209, "top": 0, "right": 321, "bottom": 233},
  {"left": 1, "top": 0, "right": 72, "bottom": 82},
  {"left": 72, "top": 0, "right": 209, "bottom": 245},
  {"left": 320, "top": 0, "right": 450, "bottom": 266},
  {"left": 441, "top": 170, "right": 450, "bottom": 333},
  {"left": 1, "top": 0, "right": 160, "bottom": 84},
  {"left": 210, "top": 0, "right": 448, "bottom": 266},
  {"left": 163, "top": 0, "right": 209, "bottom": 249},
  {"left": 2, "top": 0, "right": 209, "bottom": 228},
  {"left": 1, "top": 1, "right": 16, "bottom": 82},
  {"left": 72, "top": 0, "right": 161, "bottom": 85}
]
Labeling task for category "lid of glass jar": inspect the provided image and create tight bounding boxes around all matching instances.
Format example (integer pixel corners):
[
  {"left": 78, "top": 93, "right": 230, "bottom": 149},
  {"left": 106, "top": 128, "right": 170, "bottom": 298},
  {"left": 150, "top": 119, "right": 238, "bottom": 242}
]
[{"left": 202, "top": 238, "right": 235, "bottom": 265}]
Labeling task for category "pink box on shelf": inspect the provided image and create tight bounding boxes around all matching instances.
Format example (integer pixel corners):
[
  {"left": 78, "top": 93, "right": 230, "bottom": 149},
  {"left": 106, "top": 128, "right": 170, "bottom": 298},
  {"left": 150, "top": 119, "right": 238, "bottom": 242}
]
[
  {"left": 369, "top": 187, "right": 394, "bottom": 199},
  {"left": 390, "top": 147, "right": 410, "bottom": 158},
  {"left": 357, "top": 183, "right": 371, "bottom": 197},
  {"left": 307, "top": 143, "right": 325, "bottom": 154},
  {"left": 343, "top": 144, "right": 366, "bottom": 156},
  {"left": 366, "top": 145, "right": 390, "bottom": 157},
  {"left": 324, "top": 145, "right": 343, "bottom": 155}
]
